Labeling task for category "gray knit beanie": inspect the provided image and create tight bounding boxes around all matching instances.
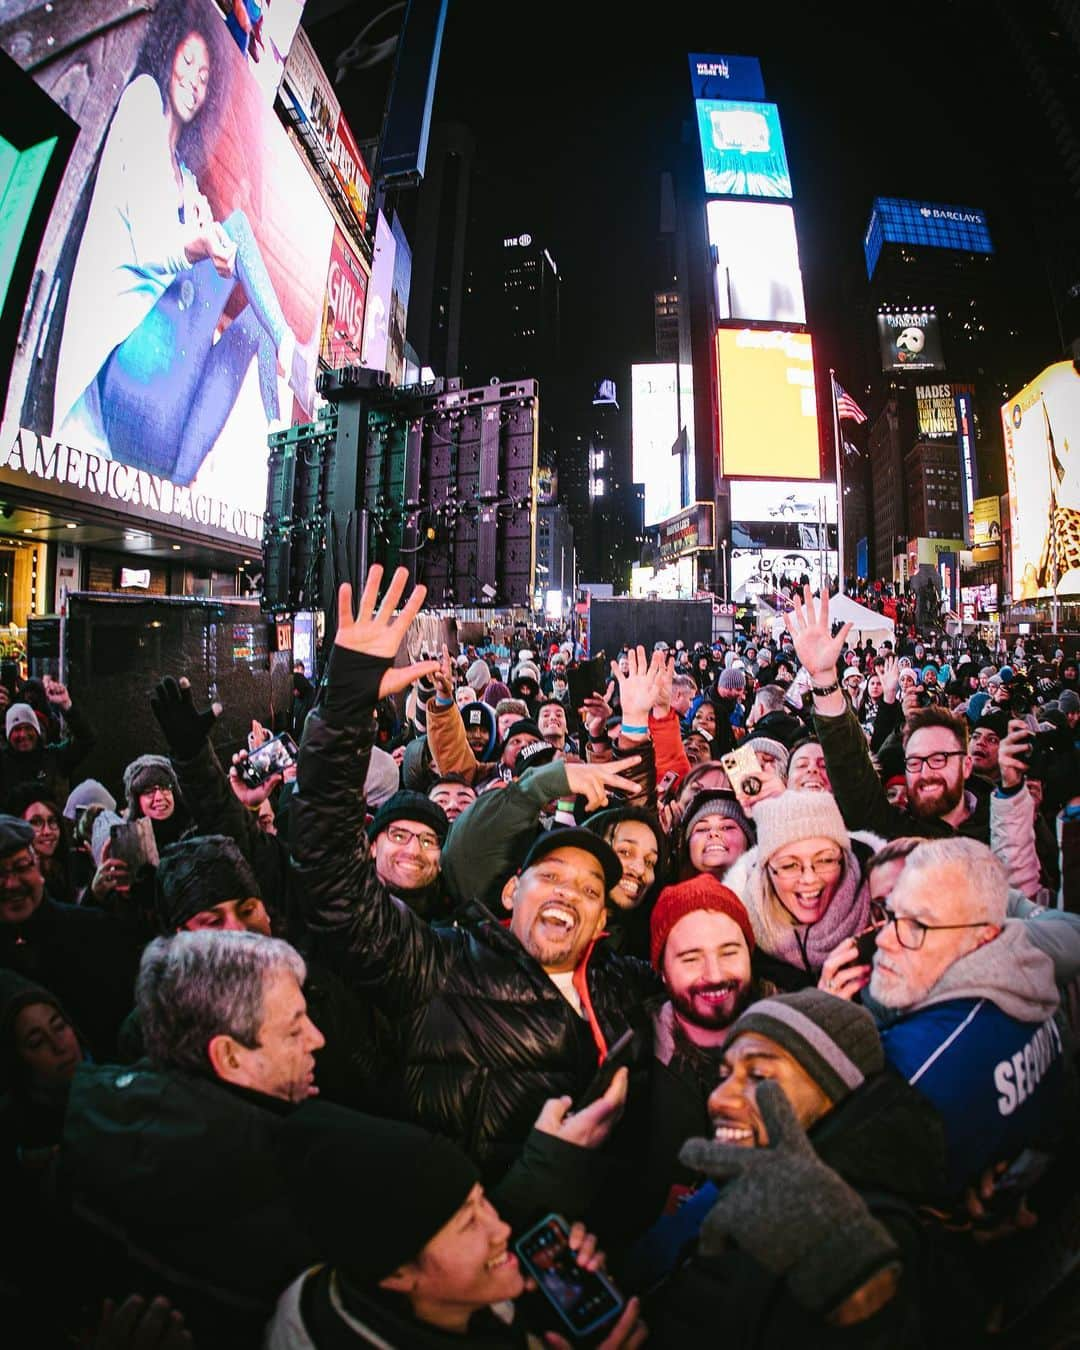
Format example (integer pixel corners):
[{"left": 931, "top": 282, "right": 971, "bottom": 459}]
[
  {"left": 684, "top": 789, "right": 754, "bottom": 848},
  {"left": 744, "top": 736, "right": 791, "bottom": 778},
  {"left": 466, "top": 659, "right": 491, "bottom": 694},
  {"left": 753, "top": 789, "right": 849, "bottom": 862},
  {"left": 718, "top": 668, "right": 746, "bottom": 693},
  {"left": 729, "top": 989, "right": 883, "bottom": 1104},
  {"left": 123, "top": 755, "right": 181, "bottom": 817}
]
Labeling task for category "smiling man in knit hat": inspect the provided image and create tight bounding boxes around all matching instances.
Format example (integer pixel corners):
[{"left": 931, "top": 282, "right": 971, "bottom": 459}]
[{"left": 638, "top": 988, "right": 944, "bottom": 1340}]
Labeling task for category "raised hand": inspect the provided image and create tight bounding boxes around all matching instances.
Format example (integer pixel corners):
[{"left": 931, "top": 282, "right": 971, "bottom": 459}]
[
  {"left": 564, "top": 756, "right": 642, "bottom": 811},
  {"left": 610, "top": 645, "right": 661, "bottom": 728},
  {"left": 651, "top": 650, "right": 674, "bottom": 720},
  {"left": 432, "top": 643, "right": 455, "bottom": 701},
  {"left": 784, "top": 585, "right": 852, "bottom": 685},
  {"left": 533, "top": 1066, "right": 628, "bottom": 1150},
  {"left": 334, "top": 566, "right": 439, "bottom": 699},
  {"left": 43, "top": 674, "right": 72, "bottom": 711},
  {"left": 881, "top": 654, "right": 901, "bottom": 704},
  {"left": 999, "top": 718, "right": 1032, "bottom": 792},
  {"left": 149, "top": 675, "right": 221, "bottom": 760},
  {"left": 229, "top": 748, "right": 282, "bottom": 807},
  {"left": 579, "top": 682, "right": 615, "bottom": 741}
]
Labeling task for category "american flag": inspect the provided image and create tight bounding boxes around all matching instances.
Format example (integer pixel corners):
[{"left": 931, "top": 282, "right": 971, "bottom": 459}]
[{"left": 833, "top": 379, "right": 868, "bottom": 424}]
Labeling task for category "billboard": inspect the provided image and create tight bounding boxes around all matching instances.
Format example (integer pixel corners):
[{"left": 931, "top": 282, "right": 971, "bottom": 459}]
[
  {"left": 730, "top": 478, "right": 837, "bottom": 524},
  {"left": 915, "top": 383, "right": 975, "bottom": 439},
  {"left": 707, "top": 201, "right": 805, "bottom": 324},
  {"left": 386, "top": 213, "right": 414, "bottom": 387},
  {"left": 632, "top": 363, "right": 682, "bottom": 526},
  {"left": 281, "top": 27, "right": 371, "bottom": 233},
  {"left": 656, "top": 502, "right": 714, "bottom": 563},
  {"left": 229, "top": 0, "right": 308, "bottom": 105},
  {"left": 0, "top": 0, "right": 335, "bottom": 547},
  {"left": 1002, "top": 361, "right": 1080, "bottom": 600},
  {"left": 864, "top": 197, "right": 993, "bottom": 278},
  {"left": 360, "top": 210, "right": 396, "bottom": 374},
  {"left": 321, "top": 227, "right": 368, "bottom": 369},
  {"left": 973, "top": 496, "right": 1001, "bottom": 547},
  {"left": 694, "top": 100, "right": 792, "bottom": 199},
  {"left": 877, "top": 310, "right": 946, "bottom": 373},
  {"left": 716, "top": 329, "right": 819, "bottom": 479},
  {"left": 688, "top": 53, "right": 766, "bottom": 102},
  {"left": 731, "top": 547, "right": 838, "bottom": 600}
]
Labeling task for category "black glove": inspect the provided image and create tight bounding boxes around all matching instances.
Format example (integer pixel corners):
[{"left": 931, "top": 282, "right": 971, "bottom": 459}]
[
  {"left": 150, "top": 676, "right": 221, "bottom": 760},
  {"left": 679, "top": 1080, "right": 899, "bottom": 1315}
]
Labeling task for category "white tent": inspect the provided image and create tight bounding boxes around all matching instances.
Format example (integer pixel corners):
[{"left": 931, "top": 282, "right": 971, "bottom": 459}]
[{"left": 826, "top": 593, "right": 896, "bottom": 646}]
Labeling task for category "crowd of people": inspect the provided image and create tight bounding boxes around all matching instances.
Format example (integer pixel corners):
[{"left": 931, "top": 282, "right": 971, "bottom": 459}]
[{"left": 2, "top": 567, "right": 1079, "bottom": 1348}]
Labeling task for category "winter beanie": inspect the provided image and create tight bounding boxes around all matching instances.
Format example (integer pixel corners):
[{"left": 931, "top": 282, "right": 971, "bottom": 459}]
[
  {"left": 514, "top": 738, "right": 556, "bottom": 776},
  {"left": 504, "top": 718, "right": 543, "bottom": 744},
  {"left": 284, "top": 1113, "right": 480, "bottom": 1284},
  {"left": 365, "top": 746, "right": 401, "bottom": 808},
  {"left": 123, "top": 755, "right": 181, "bottom": 816},
  {"left": 650, "top": 876, "right": 755, "bottom": 970},
  {"left": 717, "top": 668, "right": 746, "bottom": 693},
  {"left": 684, "top": 789, "right": 755, "bottom": 849},
  {"left": 367, "top": 791, "right": 450, "bottom": 844},
  {"left": 155, "top": 835, "right": 262, "bottom": 932},
  {"left": 975, "top": 709, "right": 1010, "bottom": 740},
  {"left": 466, "top": 659, "right": 491, "bottom": 694},
  {"left": 5, "top": 703, "right": 39, "bottom": 741},
  {"left": 966, "top": 692, "right": 990, "bottom": 724},
  {"left": 744, "top": 736, "right": 791, "bottom": 778},
  {"left": 1059, "top": 689, "right": 1080, "bottom": 715},
  {"left": 0, "top": 814, "right": 35, "bottom": 859},
  {"left": 727, "top": 989, "right": 884, "bottom": 1105},
  {"left": 753, "top": 789, "right": 850, "bottom": 863},
  {"left": 63, "top": 779, "right": 117, "bottom": 822}
]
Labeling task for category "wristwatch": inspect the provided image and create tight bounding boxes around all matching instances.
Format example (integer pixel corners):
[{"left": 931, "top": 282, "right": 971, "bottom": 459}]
[{"left": 810, "top": 679, "right": 841, "bottom": 697}]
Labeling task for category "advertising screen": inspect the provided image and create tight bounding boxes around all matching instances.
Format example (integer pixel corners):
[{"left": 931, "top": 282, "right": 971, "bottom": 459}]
[
  {"left": 707, "top": 201, "right": 805, "bottom": 324},
  {"left": 694, "top": 100, "right": 792, "bottom": 199},
  {"left": 864, "top": 197, "right": 993, "bottom": 278},
  {"left": 731, "top": 547, "right": 838, "bottom": 600},
  {"left": 632, "top": 363, "right": 682, "bottom": 527},
  {"left": 229, "top": 0, "right": 308, "bottom": 105},
  {"left": 914, "top": 383, "right": 974, "bottom": 439},
  {"left": 716, "top": 330, "right": 820, "bottom": 479},
  {"left": 321, "top": 227, "right": 368, "bottom": 369},
  {"left": 730, "top": 478, "right": 837, "bottom": 524},
  {"left": 973, "top": 496, "right": 1001, "bottom": 547},
  {"left": 0, "top": 0, "right": 335, "bottom": 547},
  {"left": 387, "top": 213, "right": 413, "bottom": 387},
  {"left": 1002, "top": 361, "right": 1080, "bottom": 600},
  {"left": 360, "top": 210, "right": 396, "bottom": 375},
  {"left": 688, "top": 53, "right": 766, "bottom": 102},
  {"left": 281, "top": 26, "right": 371, "bottom": 233},
  {"left": 877, "top": 310, "right": 946, "bottom": 373}
]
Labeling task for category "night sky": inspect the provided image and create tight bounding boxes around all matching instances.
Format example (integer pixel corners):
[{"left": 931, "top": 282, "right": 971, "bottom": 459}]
[{"left": 310, "top": 0, "right": 1052, "bottom": 406}]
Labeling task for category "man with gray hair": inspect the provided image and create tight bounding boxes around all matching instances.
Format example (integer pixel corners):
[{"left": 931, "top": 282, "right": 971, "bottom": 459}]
[
  {"left": 60, "top": 931, "right": 329, "bottom": 1340},
  {"left": 868, "top": 837, "right": 1065, "bottom": 1196}
]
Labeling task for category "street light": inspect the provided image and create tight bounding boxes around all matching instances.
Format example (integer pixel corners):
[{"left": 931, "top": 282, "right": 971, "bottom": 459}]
[{"left": 720, "top": 539, "right": 729, "bottom": 603}]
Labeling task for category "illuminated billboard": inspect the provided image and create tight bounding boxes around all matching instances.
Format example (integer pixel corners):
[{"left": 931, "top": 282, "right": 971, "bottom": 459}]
[
  {"left": 387, "top": 213, "right": 413, "bottom": 387},
  {"left": 731, "top": 547, "right": 838, "bottom": 600},
  {"left": 731, "top": 479, "right": 836, "bottom": 524},
  {"left": 877, "top": 310, "right": 946, "bottom": 373},
  {"left": 688, "top": 53, "right": 765, "bottom": 102},
  {"left": 1002, "top": 361, "right": 1080, "bottom": 600},
  {"left": 864, "top": 197, "right": 993, "bottom": 278},
  {"left": 632, "top": 363, "right": 682, "bottom": 527},
  {"left": 973, "top": 496, "right": 1001, "bottom": 547},
  {"left": 234, "top": 0, "right": 308, "bottom": 105},
  {"left": 716, "top": 329, "right": 819, "bottom": 479},
  {"left": 321, "top": 227, "right": 368, "bottom": 369},
  {"left": 915, "top": 383, "right": 975, "bottom": 440},
  {"left": 0, "top": 0, "right": 335, "bottom": 546},
  {"left": 694, "top": 100, "right": 792, "bottom": 199},
  {"left": 361, "top": 211, "right": 396, "bottom": 375},
  {"left": 707, "top": 201, "right": 805, "bottom": 323}
]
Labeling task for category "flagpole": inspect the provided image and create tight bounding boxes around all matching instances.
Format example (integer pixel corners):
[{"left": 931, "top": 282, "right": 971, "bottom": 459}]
[{"left": 829, "top": 369, "right": 845, "bottom": 596}]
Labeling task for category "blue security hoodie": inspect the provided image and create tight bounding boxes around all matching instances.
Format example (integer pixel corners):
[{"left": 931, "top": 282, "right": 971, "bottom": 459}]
[{"left": 879, "top": 922, "right": 1063, "bottom": 1195}]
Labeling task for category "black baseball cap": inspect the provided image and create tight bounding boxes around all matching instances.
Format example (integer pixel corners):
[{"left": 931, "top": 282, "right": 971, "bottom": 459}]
[{"left": 520, "top": 826, "right": 622, "bottom": 894}]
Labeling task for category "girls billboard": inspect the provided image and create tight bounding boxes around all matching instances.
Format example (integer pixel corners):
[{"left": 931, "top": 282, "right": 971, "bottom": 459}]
[{"left": 0, "top": 0, "right": 334, "bottom": 546}]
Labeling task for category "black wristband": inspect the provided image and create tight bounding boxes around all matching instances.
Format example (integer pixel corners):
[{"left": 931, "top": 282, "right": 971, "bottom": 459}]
[
  {"left": 811, "top": 679, "right": 841, "bottom": 697},
  {"left": 323, "top": 646, "right": 392, "bottom": 725}
]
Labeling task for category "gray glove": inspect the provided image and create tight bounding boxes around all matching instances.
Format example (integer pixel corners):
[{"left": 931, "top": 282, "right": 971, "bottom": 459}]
[{"left": 679, "top": 1080, "right": 899, "bottom": 1315}]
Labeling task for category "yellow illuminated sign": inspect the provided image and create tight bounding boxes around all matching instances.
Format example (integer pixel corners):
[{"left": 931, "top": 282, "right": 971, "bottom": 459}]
[{"left": 716, "top": 329, "right": 819, "bottom": 479}]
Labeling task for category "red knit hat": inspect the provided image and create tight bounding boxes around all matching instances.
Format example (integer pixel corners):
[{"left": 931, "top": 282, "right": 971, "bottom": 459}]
[{"left": 650, "top": 876, "right": 755, "bottom": 971}]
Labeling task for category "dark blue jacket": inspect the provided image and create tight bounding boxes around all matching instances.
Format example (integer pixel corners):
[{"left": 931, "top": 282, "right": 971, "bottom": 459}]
[{"left": 881, "top": 997, "right": 1064, "bottom": 1195}]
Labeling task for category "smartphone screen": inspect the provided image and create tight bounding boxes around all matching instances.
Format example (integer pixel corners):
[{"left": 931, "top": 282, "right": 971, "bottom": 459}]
[
  {"left": 242, "top": 732, "right": 298, "bottom": 785},
  {"left": 515, "top": 1215, "right": 623, "bottom": 1337}
]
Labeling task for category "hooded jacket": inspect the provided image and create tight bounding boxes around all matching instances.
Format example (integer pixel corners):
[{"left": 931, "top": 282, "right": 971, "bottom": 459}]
[
  {"left": 426, "top": 699, "right": 502, "bottom": 787},
  {"left": 879, "top": 922, "right": 1064, "bottom": 1195},
  {"left": 0, "top": 700, "right": 96, "bottom": 804},
  {"left": 292, "top": 655, "right": 660, "bottom": 1182}
]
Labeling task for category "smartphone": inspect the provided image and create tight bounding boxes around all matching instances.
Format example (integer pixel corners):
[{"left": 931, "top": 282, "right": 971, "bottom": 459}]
[
  {"left": 852, "top": 923, "right": 879, "bottom": 968},
  {"left": 109, "top": 818, "right": 160, "bottom": 874},
  {"left": 515, "top": 1214, "right": 624, "bottom": 1338},
  {"left": 977, "top": 1149, "right": 1051, "bottom": 1223},
  {"left": 721, "top": 745, "right": 764, "bottom": 800},
  {"left": 574, "top": 1028, "right": 637, "bottom": 1112},
  {"left": 657, "top": 770, "right": 679, "bottom": 799},
  {"left": 240, "top": 731, "right": 298, "bottom": 786},
  {"left": 0, "top": 659, "right": 18, "bottom": 696}
]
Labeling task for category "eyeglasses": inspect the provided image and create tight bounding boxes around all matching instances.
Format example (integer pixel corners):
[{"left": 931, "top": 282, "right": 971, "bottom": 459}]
[
  {"left": 0, "top": 856, "right": 38, "bottom": 883},
  {"left": 27, "top": 815, "right": 58, "bottom": 830},
  {"left": 768, "top": 853, "right": 843, "bottom": 880},
  {"left": 903, "top": 750, "right": 966, "bottom": 774},
  {"left": 385, "top": 825, "right": 441, "bottom": 852},
  {"left": 869, "top": 899, "right": 989, "bottom": 951}
]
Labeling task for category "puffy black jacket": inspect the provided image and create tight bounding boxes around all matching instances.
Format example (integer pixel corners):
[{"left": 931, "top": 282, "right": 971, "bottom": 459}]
[{"left": 292, "top": 657, "right": 660, "bottom": 1181}]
